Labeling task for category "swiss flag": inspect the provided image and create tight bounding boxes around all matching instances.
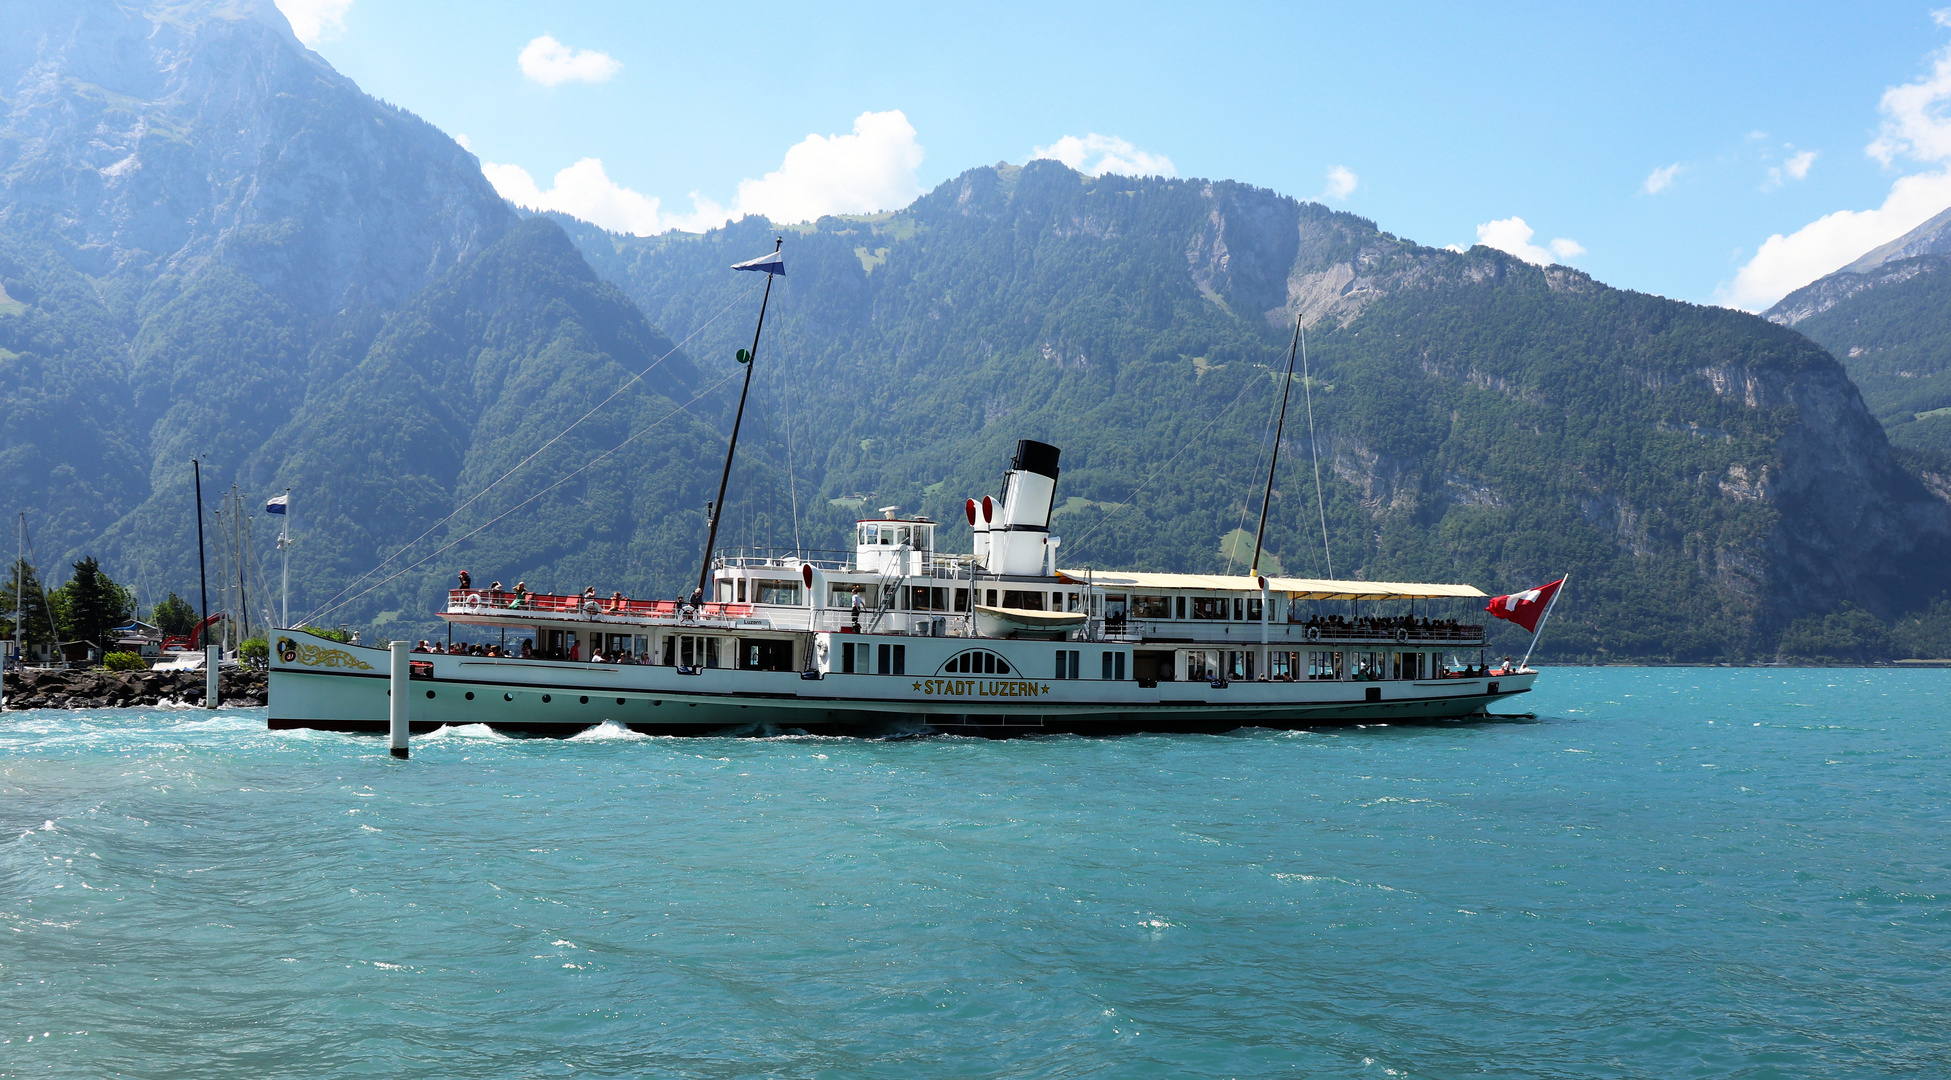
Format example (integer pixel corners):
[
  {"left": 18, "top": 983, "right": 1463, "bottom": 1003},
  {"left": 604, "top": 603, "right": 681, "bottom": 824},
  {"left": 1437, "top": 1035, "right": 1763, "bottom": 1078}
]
[{"left": 1485, "top": 577, "right": 1565, "bottom": 633}]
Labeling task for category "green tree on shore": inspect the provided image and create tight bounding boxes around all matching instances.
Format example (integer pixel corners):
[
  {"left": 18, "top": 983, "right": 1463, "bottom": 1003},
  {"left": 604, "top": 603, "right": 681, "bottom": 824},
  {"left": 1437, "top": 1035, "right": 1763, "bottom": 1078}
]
[
  {"left": 154, "top": 592, "right": 198, "bottom": 637},
  {"left": 51, "top": 557, "right": 133, "bottom": 646},
  {"left": 0, "top": 559, "right": 58, "bottom": 645}
]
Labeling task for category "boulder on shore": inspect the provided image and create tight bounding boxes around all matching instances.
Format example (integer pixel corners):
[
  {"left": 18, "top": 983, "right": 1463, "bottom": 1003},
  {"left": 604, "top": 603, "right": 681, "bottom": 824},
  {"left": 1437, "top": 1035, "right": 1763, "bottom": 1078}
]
[{"left": 2, "top": 668, "right": 269, "bottom": 709}]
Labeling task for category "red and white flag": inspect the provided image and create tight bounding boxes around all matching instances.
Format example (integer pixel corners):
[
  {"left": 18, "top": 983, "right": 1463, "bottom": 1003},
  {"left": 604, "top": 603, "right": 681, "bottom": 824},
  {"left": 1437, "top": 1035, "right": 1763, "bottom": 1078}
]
[{"left": 1485, "top": 577, "right": 1565, "bottom": 633}]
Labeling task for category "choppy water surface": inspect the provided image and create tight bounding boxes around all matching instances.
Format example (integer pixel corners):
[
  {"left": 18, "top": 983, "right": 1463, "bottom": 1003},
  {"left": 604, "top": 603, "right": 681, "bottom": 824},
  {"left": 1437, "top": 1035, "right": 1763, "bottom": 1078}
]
[{"left": 3, "top": 668, "right": 1948, "bottom": 1078}]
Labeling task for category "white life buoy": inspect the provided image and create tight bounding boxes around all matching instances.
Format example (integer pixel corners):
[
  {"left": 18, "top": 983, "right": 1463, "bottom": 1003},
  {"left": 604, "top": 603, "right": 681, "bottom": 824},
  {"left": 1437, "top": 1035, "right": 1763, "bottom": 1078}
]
[
  {"left": 1306, "top": 626, "right": 1320, "bottom": 641},
  {"left": 465, "top": 592, "right": 482, "bottom": 608},
  {"left": 1396, "top": 628, "right": 1408, "bottom": 643},
  {"left": 583, "top": 600, "right": 600, "bottom": 616}
]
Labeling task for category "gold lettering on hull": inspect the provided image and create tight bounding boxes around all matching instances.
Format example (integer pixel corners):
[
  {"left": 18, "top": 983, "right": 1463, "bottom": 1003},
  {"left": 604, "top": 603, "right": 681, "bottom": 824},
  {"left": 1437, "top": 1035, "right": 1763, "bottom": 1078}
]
[{"left": 911, "top": 679, "right": 1052, "bottom": 698}]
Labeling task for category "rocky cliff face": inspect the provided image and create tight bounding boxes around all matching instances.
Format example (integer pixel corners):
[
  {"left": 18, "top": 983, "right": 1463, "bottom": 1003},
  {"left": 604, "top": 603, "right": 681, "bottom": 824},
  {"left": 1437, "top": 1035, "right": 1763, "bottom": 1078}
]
[{"left": 0, "top": 0, "right": 510, "bottom": 314}]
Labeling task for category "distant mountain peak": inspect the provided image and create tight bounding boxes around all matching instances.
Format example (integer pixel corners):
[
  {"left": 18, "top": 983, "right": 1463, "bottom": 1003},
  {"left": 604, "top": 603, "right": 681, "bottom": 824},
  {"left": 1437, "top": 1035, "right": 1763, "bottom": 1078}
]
[{"left": 1841, "top": 204, "right": 1951, "bottom": 275}]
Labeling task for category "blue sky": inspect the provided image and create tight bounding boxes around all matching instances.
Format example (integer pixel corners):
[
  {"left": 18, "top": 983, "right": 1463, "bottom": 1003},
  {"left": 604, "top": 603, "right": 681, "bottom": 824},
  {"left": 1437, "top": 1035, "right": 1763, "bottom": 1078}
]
[{"left": 281, "top": 0, "right": 1951, "bottom": 310}]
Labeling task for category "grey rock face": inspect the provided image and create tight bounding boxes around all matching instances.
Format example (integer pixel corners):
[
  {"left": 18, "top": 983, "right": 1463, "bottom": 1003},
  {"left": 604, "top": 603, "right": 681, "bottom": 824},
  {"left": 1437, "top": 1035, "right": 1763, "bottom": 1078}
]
[{"left": 0, "top": 0, "right": 512, "bottom": 315}]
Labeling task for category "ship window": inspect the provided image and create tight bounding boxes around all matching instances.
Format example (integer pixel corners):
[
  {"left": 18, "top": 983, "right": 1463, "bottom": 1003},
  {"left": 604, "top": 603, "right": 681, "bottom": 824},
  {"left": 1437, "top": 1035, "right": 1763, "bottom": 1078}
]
[
  {"left": 1309, "top": 650, "right": 1342, "bottom": 680},
  {"left": 1053, "top": 650, "right": 1080, "bottom": 680},
  {"left": 1246, "top": 598, "right": 1263, "bottom": 621},
  {"left": 1067, "top": 592, "right": 1080, "bottom": 613},
  {"left": 1176, "top": 596, "right": 1187, "bottom": 620},
  {"left": 756, "top": 580, "right": 801, "bottom": 605},
  {"left": 1129, "top": 595, "right": 1168, "bottom": 619},
  {"left": 879, "top": 527, "right": 893, "bottom": 545},
  {"left": 1192, "top": 597, "right": 1230, "bottom": 620},
  {"left": 1001, "top": 590, "right": 1045, "bottom": 610},
  {"left": 985, "top": 589, "right": 998, "bottom": 607},
  {"left": 877, "top": 643, "right": 906, "bottom": 675},
  {"left": 909, "top": 586, "right": 954, "bottom": 611},
  {"left": 953, "top": 588, "right": 969, "bottom": 613},
  {"left": 736, "top": 578, "right": 747, "bottom": 603},
  {"left": 897, "top": 526, "right": 911, "bottom": 546},
  {"left": 1100, "top": 650, "right": 1126, "bottom": 680},
  {"left": 1233, "top": 597, "right": 1244, "bottom": 620},
  {"left": 942, "top": 649, "right": 1010, "bottom": 675}
]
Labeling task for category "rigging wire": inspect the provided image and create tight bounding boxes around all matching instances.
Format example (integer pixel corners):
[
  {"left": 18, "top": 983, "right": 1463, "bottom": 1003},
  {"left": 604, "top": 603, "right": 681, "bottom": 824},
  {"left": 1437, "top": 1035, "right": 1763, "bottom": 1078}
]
[
  {"left": 778, "top": 279, "right": 804, "bottom": 557},
  {"left": 1064, "top": 366, "right": 1269, "bottom": 565},
  {"left": 1299, "top": 323, "right": 1333, "bottom": 579},
  {"left": 1223, "top": 368, "right": 1288, "bottom": 576},
  {"left": 307, "top": 369, "right": 746, "bottom": 624},
  {"left": 19, "top": 518, "right": 62, "bottom": 649},
  {"left": 303, "top": 281, "right": 759, "bottom": 622}
]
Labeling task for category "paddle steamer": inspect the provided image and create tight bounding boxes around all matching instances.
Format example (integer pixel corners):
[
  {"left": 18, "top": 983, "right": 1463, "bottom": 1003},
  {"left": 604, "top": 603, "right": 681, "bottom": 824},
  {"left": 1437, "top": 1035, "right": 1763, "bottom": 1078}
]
[{"left": 268, "top": 439, "right": 1535, "bottom": 736}]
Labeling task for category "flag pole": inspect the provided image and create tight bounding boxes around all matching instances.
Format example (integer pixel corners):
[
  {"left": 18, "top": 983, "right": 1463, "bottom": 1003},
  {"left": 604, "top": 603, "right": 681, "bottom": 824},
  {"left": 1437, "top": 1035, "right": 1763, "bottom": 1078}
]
[
  {"left": 1519, "top": 574, "right": 1567, "bottom": 672},
  {"left": 278, "top": 487, "right": 290, "bottom": 630},
  {"left": 695, "top": 237, "right": 782, "bottom": 605}
]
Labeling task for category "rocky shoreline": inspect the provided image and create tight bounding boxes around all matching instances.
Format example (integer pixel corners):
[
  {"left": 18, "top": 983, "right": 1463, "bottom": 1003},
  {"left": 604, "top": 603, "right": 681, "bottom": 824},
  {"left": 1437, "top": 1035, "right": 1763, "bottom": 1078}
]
[{"left": 3, "top": 668, "right": 269, "bottom": 710}]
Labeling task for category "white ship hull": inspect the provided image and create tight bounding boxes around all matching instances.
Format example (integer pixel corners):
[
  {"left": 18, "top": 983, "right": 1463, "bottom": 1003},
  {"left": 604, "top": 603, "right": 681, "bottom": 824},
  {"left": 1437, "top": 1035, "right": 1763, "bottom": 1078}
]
[{"left": 268, "top": 629, "right": 1534, "bottom": 737}]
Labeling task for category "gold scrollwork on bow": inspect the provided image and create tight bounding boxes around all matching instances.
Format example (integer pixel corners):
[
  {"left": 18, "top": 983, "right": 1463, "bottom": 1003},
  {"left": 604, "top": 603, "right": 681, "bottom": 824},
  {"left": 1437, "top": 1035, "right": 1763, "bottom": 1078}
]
[{"left": 294, "top": 643, "right": 373, "bottom": 670}]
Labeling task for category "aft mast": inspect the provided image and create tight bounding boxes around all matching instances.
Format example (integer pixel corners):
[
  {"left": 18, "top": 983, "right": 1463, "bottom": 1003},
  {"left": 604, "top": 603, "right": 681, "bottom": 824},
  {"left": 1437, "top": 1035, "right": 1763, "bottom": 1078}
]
[{"left": 695, "top": 239, "right": 785, "bottom": 604}]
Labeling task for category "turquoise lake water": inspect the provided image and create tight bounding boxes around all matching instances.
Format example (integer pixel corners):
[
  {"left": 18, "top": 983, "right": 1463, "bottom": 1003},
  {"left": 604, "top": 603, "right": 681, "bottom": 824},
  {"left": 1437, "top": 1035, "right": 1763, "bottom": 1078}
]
[{"left": 2, "top": 667, "right": 1947, "bottom": 1078}]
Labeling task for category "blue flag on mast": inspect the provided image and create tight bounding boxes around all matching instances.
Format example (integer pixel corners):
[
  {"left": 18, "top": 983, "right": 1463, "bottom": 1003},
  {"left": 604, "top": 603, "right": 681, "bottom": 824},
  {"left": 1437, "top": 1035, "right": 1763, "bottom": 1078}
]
[
  {"left": 265, "top": 494, "right": 288, "bottom": 515},
  {"left": 731, "top": 250, "right": 785, "bottom": 276}
]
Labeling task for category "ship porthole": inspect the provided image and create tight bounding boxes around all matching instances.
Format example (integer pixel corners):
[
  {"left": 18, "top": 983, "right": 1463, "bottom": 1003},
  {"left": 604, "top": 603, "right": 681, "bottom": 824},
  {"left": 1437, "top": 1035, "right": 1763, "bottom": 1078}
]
[
  {"left": 504, "top": 693, "right": 513, "bottom": 702},
  {"left": 425, "top": 690, "right": 435, "bottom": 699},
  {"left": 579, "top": 695, "right": 589, "bottom": 704},
  {"left": 653, "top": 700, "right": 662, "bottom": 707},
  {"left": 542, "top": 694, "right": 552, "bottom": 703},
  {"left": 465, "top": 692, "right": 475, "bottom": 700},
  {"left": 616, "top": 697, "right": 625, "bottom": 705}
]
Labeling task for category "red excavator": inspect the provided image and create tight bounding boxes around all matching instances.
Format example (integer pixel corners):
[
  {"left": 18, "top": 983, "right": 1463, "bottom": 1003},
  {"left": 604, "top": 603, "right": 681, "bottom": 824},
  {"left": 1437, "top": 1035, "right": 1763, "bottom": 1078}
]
[{"left": 160, "top": 614, "right": 225, "bottom": 653}]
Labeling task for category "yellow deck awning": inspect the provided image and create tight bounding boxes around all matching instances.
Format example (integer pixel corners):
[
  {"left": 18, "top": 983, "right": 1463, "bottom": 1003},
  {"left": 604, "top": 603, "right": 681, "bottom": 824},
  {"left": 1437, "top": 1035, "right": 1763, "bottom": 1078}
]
[{"left": 1055, "top": 569, "right": 1487, "bottom": 601}]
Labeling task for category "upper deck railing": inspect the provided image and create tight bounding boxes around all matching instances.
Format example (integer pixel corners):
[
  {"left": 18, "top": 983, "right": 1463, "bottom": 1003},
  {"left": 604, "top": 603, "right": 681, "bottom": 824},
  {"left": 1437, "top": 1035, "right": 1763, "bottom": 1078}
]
[{"left": 446, "top": 589, "right": 755, "bottom": 621}]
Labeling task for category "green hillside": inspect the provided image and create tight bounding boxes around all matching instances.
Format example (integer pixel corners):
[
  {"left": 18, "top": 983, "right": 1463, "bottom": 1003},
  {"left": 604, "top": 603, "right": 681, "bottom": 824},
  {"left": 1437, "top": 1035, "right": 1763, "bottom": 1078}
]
[{"left": 562, "top": 163, "right": 1951, "bottom": 662}]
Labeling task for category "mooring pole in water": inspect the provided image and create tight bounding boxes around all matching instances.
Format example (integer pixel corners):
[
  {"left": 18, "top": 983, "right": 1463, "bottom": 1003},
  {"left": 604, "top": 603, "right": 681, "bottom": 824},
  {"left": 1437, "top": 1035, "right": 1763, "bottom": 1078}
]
[{"left": 388, "top": 640, "right": 410, "bottom": 758}]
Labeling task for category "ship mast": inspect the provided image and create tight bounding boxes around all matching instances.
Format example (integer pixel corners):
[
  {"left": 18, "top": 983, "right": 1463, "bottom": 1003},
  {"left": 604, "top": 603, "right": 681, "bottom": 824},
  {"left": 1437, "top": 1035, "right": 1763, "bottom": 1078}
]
[
  {"left": 694, "top": 238, "right": 784, "bottom": 604},
  {"left": 1250, "top": 314, "right": 1303, "bottom": 578}
]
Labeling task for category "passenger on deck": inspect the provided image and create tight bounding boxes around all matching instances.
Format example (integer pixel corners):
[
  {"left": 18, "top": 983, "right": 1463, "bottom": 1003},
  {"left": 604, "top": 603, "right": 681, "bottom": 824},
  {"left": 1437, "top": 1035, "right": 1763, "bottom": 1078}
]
[
  {"left": 590, "top": 649, "right": 605, "bottom": 664},
  {"left": 609, "top": 590, "right": 625, "bottom": 613},
  {"left": 511, "top": 581, "right": 528, "bottom": 609},
  {"left": 489, "top": 581, "right": 502, "bottom": 603},
  {"left": 413, "top": 640, "right": 431, "bottom": 653},
  {"left": 521, "top": 639, "right": 534, "bottom": 659},
  {"left": 569, "top": 640, "right": 580, "bottom": 662},
  {"left": 851, "top": 586, "right": 864, "bottom": 630},
  {"left": 457, "top": 570, "right": 471, "bottom": 591}
]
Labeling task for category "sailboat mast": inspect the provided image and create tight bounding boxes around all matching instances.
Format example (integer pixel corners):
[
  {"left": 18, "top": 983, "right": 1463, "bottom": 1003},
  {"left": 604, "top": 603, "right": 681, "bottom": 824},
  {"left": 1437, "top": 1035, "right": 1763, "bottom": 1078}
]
[
  {"left": 193, "top": 461, "right": 209, "bottom": 644},
  {"left": 695, "top": 236, "right": 783, "bottom": 603},
  {"left": 1250, "top": 315, "right": 1304, "bottom": 578}
]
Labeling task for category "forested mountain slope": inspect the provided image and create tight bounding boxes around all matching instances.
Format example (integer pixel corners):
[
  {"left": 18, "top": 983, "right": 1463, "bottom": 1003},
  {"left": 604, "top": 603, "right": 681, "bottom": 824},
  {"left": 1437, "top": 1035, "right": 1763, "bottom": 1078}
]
[
  {"left": 563, "top": 163, "right": 1951, "bottom": 661},
  {"left": 0, "top": 0, "right": 756, "bottom": 634},
  {"left": 0, "top": 0, "right": 514, "bottom": 598}
]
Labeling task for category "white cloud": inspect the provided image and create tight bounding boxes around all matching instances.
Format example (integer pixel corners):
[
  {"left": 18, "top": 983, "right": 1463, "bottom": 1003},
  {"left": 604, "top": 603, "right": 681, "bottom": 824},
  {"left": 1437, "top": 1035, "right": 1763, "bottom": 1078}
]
[
  {"left": 518, "top": 35, "right": 622, "bottom": 86},
  {"left": 276, "top": 0, "right": 352, "bottom": 45},
  {"left": 731, "top": 110, "right": 925, "bottom": 225},
  {"left": 482, "top": 158, "right": 725, "bottom": 235},
  {"left": 1030, "top": 134, "right": 1176, "bottom": 177},
  {"left": 1643, "top": 163, "right": 1685, "bottom": 194},
  {"left": 1762, "top": 148, "right": 1818, "bottom": 191},
  {"left": 1717, "top": 169, "right": 1951, "bottom": 309},
  {"left": 1473, "top": 217, "right": 1583, "bottom": 266},
  {"left": 479, "top": 109, "right": 926, "bottom": 235},
  {"left": 1721, "top": 24, "right": 1951, "bottom": 310},
  {"left": 1321, "top": 165, "right": 1358, "bottom": 200}
]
